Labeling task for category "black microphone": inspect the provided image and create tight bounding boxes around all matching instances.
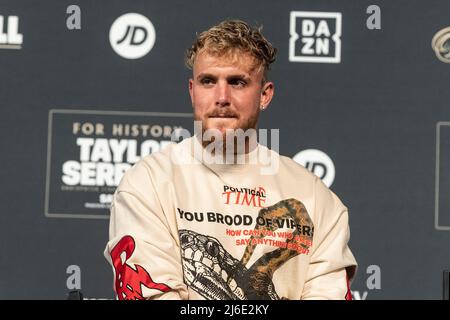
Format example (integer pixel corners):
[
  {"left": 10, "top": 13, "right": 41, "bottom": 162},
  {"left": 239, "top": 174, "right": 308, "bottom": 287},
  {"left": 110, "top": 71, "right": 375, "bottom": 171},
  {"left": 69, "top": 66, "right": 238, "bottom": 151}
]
[
  {"left": 444, "top": 270, "right": 449, "bottom": 300},
  {"left": 67, "top": 290, "right": 84, "bottom": 300}
]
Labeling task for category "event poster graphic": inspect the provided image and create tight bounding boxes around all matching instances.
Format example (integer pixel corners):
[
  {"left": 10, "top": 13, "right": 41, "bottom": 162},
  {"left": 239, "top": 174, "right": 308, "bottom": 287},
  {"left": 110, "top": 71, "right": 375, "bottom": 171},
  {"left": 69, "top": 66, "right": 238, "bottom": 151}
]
[
  {"left": 436, "top": 122, "right": 450, "bottom": 229},
  {"left": 45, "top": 109, "right": 192, "bottom": 219}
]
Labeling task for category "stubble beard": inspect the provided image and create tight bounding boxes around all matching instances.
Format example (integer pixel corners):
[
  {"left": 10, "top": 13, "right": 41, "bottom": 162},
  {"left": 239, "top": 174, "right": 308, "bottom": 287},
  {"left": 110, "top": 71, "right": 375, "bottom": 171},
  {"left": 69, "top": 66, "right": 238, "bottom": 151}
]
[{"left": 196, "top": 111, "right": 260, "bottom": 156}]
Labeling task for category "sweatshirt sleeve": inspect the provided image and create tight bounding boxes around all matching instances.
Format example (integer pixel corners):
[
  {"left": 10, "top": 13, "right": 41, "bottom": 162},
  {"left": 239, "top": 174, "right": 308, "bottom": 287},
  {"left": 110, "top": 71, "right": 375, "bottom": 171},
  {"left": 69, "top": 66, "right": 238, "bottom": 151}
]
[
  {"left": 301, "top": 177, "right": 357, "bottom": 300},
  {"left": 103, "top": 159, "right": 188, "bottom": 300}
]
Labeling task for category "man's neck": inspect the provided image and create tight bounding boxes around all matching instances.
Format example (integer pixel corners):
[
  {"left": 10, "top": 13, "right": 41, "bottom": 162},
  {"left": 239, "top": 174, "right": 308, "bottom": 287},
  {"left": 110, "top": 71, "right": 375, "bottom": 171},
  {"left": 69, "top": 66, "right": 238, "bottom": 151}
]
[{"left": 195, "top": 131, "right": 258, "bottom": 165}]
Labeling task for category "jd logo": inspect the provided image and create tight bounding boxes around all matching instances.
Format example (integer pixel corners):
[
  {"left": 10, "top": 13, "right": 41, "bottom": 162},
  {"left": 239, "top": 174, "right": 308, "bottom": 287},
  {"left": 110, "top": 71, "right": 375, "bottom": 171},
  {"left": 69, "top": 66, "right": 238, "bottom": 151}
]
[
  {"left": 293, "top": 149, "right": 335, "bottom": 187},
  {"left": 0, "top": 15, "right": 23, "bottom": 49},
  {"left": 109, "top": 13, "right": 156, "bottom": 59},
  {"left": 117, "top": 26, "right": 148, "bottom": 46}
]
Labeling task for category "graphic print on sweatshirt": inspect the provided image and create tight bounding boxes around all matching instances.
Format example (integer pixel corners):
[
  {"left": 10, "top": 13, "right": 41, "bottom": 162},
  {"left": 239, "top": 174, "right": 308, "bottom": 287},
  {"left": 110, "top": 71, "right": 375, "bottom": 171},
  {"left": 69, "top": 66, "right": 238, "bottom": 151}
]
[
  {"left": 178, "top": 198, "right": 314, "bottom": 300},
  {"left": 110, "top": 235, "right": 171, "bottom": 300}
]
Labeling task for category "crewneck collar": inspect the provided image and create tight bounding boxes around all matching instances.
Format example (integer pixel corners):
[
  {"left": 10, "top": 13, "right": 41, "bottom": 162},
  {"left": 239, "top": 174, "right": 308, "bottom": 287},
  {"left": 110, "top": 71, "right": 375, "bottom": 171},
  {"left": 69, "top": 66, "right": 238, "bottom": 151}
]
[{"left": 190, "top": 134, "right": 262, "bottom": 174}]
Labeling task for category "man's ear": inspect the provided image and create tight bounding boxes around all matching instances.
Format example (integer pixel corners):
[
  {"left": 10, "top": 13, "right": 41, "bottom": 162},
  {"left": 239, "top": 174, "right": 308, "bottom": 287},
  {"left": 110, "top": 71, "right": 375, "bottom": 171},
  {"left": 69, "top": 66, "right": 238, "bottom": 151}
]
[
  {"left": 260, "top": 81, "right": 274, "bottom": 110},
  {"left": 189, "top": 78, "right": 194, "bottom": 108}
]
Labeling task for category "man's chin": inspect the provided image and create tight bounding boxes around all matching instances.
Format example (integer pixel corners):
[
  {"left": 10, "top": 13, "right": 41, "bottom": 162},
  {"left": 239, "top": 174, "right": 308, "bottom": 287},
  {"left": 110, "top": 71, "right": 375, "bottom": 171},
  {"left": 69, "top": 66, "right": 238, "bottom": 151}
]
[{"left": 204, "top": 119, "right": 239, "bottom": 133}]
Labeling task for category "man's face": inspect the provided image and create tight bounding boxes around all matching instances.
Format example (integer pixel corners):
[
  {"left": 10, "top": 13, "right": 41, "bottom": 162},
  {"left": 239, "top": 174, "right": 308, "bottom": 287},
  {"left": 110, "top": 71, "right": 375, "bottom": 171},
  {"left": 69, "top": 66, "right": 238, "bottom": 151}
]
[{"left": 189, "top": 50, "right": 274, "bottom": 134}]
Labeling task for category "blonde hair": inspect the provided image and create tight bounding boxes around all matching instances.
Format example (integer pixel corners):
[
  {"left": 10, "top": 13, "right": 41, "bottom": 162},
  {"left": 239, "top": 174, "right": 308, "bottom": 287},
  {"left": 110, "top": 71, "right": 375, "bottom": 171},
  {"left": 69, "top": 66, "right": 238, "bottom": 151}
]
[{"left": 185, "top": 20, "right": 277, "bottom": 80}]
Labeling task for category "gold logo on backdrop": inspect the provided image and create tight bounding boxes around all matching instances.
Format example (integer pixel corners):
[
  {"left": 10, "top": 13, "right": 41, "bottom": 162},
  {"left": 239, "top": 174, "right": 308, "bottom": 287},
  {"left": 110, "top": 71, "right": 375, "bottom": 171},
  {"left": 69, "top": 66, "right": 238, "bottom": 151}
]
[{"left": 432, "top": 27, "right": 450, "bottom": 63}]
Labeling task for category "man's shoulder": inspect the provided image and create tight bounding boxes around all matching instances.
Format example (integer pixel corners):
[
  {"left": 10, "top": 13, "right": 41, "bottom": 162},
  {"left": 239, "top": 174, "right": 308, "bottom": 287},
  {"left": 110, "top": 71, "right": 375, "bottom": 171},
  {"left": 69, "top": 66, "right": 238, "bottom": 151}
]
[
  {"left": 140, "top": 137, "right": 192, "bottom": 169},
  {"left": 277, "top": 154, "right": 340, "bottom": 202},
  {"left": 121, "top": 138, "right": 192, "bottom": 185},
  {"left": 275, "top": 151, "right": 318, "bottom": 182}
]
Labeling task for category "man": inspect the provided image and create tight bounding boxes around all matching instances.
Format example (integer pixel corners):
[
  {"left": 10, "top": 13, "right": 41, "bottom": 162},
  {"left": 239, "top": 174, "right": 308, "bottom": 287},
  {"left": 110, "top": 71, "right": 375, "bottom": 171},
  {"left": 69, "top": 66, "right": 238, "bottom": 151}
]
[{"left": 104, "top": 20, "right": 357, "bottom": 300}]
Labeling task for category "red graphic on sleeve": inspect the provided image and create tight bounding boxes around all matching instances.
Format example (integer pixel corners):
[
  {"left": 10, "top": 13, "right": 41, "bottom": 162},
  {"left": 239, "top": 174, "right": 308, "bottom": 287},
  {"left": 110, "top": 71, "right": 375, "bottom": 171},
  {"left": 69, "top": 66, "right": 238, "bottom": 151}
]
[
  {"left": 345, "top": 272, "right": 352, "bottom": 300},
  {"left": 110, "top": 235, "right": 171, "bottom": 300}
]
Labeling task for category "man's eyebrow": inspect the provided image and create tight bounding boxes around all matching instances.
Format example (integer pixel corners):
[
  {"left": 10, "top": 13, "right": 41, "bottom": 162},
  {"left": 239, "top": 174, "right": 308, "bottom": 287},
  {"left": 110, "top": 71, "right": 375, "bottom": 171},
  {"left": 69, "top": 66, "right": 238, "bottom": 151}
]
[
  {"left": 196, "top": 73, "right": 216, "bottom": 81},
  {"left": 196, "top": 73, "right": 251, "bottom": 81},
  {"left": 226, "top": 74, "right": 250, "bottom": 81}
]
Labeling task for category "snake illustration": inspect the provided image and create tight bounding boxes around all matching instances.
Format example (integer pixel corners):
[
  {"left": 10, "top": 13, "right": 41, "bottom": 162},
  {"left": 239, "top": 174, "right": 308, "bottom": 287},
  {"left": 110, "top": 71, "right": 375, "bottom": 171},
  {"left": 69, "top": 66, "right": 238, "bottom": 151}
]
[{"left": 179, "top": 198, "right": 314, "bottom": 300}]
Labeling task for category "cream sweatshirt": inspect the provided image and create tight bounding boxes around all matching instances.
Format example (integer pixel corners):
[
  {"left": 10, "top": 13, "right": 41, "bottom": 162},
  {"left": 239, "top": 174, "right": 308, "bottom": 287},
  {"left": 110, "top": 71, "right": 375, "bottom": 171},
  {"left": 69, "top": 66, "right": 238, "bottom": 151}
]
[{"left": 104, "top": 136, "right": 357, "bottom": 300}]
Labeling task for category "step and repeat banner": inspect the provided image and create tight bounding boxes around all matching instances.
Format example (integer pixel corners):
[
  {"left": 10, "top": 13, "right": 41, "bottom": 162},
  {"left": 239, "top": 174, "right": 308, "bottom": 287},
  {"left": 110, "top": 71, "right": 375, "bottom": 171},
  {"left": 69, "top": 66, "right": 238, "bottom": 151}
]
[{"left": 0, "top": 0, "right": 449, "bottom": 299}]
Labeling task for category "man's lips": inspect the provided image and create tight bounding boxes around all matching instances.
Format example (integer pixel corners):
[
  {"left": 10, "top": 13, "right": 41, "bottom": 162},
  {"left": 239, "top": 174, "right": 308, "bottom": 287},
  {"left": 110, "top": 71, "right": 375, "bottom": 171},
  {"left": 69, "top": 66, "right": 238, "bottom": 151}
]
[
  {"left": 208, "top": 113, "right": 238, "bottom": 118},
  {"left": 209, "top": 115, "right": 237, "bottom": 118}
]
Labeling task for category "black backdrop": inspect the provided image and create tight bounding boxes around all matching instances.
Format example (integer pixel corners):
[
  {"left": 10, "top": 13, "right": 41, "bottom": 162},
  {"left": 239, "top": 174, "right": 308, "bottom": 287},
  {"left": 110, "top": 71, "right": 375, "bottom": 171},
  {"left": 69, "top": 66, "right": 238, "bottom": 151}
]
[{"left": 0, "top": 0, "right": 449, "bottom": 299}]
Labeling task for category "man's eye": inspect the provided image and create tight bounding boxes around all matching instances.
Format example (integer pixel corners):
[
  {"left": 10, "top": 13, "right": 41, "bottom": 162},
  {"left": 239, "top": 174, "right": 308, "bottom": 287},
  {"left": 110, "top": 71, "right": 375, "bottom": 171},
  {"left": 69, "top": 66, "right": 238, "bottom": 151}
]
[
  {"left": 230, "top": 79, "right": 246, "bottom": 87},
  {"left": 200, "top": 78, "right": 214, "bottom": 85}
]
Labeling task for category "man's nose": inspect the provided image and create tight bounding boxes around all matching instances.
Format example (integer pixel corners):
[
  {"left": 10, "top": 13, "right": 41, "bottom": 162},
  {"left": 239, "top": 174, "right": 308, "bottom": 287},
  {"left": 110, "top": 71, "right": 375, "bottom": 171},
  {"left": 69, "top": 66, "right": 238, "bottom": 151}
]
[{"left": 215, "top": 81, "right": 230, "bottom": 107}]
